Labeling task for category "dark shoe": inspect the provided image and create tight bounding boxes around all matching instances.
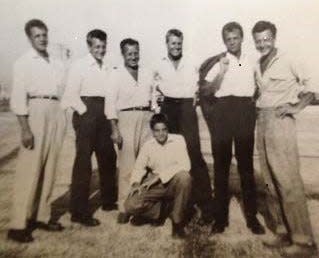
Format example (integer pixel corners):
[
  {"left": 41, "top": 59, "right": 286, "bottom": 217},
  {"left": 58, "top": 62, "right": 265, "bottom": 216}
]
[
  {"left": 117, "top": 212, "right": 130, "bottom": 224},
  {"left": 33, "top": 220, "right": 64, "bottom": 232},
  {"left": 172, "top": 223, "right": 187, "bottom": 239},
  {"left": 210, "top": 222, "right": 226, "bottom": 234},
  {"left": 130, "top": 216, "right": 151, "bottom": 226},
  {"left": 7, "top": 229, "right": 34, "bottom": 243},
  {"left": 151, "top": 218, "right": 166, "bottom": 227},
  {"left": 247, "top": 217, "right": 265, "bottom": 235},
  {"left": 281, "top": 243, "right": 318, "bottom": 257},
  {"left": 71, "top": 216, "right": 100, "bottom": 227},
  {"left": 262, "top": 234, "right": 291, "bottom": 248},
  {"left": 102, "top": 203, "right": 118, "bottom": 211}
]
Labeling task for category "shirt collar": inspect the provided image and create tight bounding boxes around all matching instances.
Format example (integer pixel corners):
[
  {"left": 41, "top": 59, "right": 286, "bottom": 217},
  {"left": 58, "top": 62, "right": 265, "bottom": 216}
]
[
  {"left": 226, "top": 51, "right": 246, "bottom": 62},
  {"left": 28, "top": 48, "right": 50, "bottom": 59},
  {"left": 150, "top": 134, "right": 175, "bottom": 146},
  {"left": 162, "top": 56, "right": 185, "bottom": 70},
  {"left": 86, "top": 53, "right": 106, "bottom": 68}
]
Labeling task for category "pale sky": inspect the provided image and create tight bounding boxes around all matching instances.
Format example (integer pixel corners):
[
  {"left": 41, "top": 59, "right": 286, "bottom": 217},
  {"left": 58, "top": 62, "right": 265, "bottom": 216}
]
[{"left": 0, "top": 0, "right": 319, "bottom": 88}]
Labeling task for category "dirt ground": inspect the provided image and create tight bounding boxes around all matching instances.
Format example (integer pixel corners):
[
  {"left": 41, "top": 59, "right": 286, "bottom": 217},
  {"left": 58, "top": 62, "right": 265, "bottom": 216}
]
[{"left": 0, "top": 107, "right": 319, "bottom": 257}]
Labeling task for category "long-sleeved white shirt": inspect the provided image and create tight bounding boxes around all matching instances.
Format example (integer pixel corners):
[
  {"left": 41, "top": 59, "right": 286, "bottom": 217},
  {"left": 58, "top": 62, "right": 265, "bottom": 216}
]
[
  {"left": 104, "top": 65, "right": 153, "bottom": 120},
  {"left": 153, "top": 57, "right": 198, "bottom": 98},
  {"left": 61, "top": 54, "right": 111, "bottom": 114},
  {"left": 10, "top": 48, "right": 65, "bottom": 115},
  {"left": 130, "top": 134, "right": 191, "bottom": 185}
]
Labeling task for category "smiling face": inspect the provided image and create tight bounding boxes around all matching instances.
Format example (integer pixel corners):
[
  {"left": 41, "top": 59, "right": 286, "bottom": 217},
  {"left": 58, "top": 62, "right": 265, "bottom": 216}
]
[
  {"left": 223, "top": 28, "right": 243, "bottom": 55},
  {"left": 89, "top": 38, "right": 106, "bottom": 62},
  {"left": 152, "top": 122, "right": 168, "bottom": 145},
  {"left": 28, "top": 26, "right": 48, "bottom": 53},
  {"left": 166, "top": 35, "right": 183, "bottom": 60},
  {"left": 253, "top": 29, "right": 276, "bottom": 56},
  {"left": 122, "top": 44, "right": 139, "bottom": 69}
]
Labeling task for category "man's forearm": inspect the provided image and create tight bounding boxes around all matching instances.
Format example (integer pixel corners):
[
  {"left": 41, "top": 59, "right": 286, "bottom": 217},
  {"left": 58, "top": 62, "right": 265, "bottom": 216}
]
[
  {"left": 296, "top": 92, "right": 314, "bottom": 111},
  {"left": 200, "top": 72, "right": 225, "bottom": 96},
  {"left": 110, "top": 119, "right": 119, "bottom": 132}
]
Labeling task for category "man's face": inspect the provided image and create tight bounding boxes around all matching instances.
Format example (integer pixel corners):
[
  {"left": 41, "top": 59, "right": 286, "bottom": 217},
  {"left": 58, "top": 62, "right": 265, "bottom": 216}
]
[
  {"left": 223, "top": 29, "right": 243, "bottom": 55},
  {"left": 152, "top": 122, "right": 168, "bottom": 145},
  {"left": 122, "top": 44, "right": 139, "bottom": 69},
  {"left": 89, "top": 38, "right": 106, "bottom": 61},
  {"left": 166, "top": 35, "right": 183, "bottom": 59},
  {"left": 29, "top": 27, "right": 48, "bottom": 52},
  {"left": 253, "top": 29, "right": 275, "bottom": 56}
]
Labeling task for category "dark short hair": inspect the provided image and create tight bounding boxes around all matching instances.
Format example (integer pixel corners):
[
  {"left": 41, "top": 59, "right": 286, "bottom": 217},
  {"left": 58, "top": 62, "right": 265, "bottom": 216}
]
[
  {"left": 252, "top": 21, "right": 277, "bottom": 38},
  {"left": 166, "top": 29, "right": 183, "bottom": 43},
  {"left": 222, "top": 22, "right": 243, "bottom": 41},
  {"left": 120, "top": 38, "right": 139, "bottom": 54},
  {"left": 150, "top": 113, "right": 169, "bottom": 130},
  {"left": 86, "top": 29, "right": 107, "bottom": 46},
  {"left": 24, "top": 19, "right": 48, "bottom": 37}
]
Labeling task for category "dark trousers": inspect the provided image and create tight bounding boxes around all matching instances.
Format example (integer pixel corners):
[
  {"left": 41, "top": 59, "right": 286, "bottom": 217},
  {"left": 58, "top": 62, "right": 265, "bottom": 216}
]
[
  {"left": 161, "top": 97, "right": 213, "bottom": 217},
  {"left": 209, "top": 96, "right": 257, "bottom": 226},
  {"left": 70, "top": 97, "right": 117, "bottom": 218},
  {"left": 124, "top": 171, "right": 192, "bottom": 224}
]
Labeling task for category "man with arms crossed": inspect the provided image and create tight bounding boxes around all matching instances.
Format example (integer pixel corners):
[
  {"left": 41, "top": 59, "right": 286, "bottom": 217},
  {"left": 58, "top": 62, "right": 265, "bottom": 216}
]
[
  {"left": 8, "top": 19, "right": 66, "bottom": 243},
  {"left": 124, "top": 113, "right": 192, "bottom": 239},
  {"left": 155, "top": 29, "right": 214, "bottom": 224},
  {"left": 252, "top": 20, "right": 317, "bottom": 256},
  {"left": 61, "top": 29, "right": 117, "bottom": 227},
  {"left": 202, "top": 22, "right": 265, "bottom": 235},
  {"left": 105, "top": 38, "right": 153, "bottom": 224}
]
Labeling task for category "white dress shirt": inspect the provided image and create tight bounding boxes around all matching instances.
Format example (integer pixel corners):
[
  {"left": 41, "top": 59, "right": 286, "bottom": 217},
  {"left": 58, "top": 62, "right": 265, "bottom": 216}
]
[
  {"left": 61, "top": 54, "right": 111, "bottom": 114},
  {"left": 130, "top": 134, "right": 191, "bottom": 185},
  {"left": 206, "top": 52, "right": 256, "bottom": 97},
  {"left": 104, "top": 65, "right": 153, "bottom": 120},
  {"left": 10, "top": 48, "right": 64, "bottom": 115},
  {"left": 154, "top": 57, "right": 198, "bottom": 98}
]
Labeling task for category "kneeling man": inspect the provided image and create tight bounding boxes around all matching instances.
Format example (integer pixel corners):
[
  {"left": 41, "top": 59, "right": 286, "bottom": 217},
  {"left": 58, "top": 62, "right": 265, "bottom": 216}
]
[{"left": 124, "top": 114, "right": 192, "bottom": 239}]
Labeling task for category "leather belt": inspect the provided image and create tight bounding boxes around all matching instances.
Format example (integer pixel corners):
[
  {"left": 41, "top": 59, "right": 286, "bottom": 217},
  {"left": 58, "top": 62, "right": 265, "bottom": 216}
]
[
  {"left": 163, "top": 96, "right": 193, "bottom": 104},
  {"left": 29, "top": 95, "right": 59, "bottom": 100},
  {"left": 120, "top": 106, "right": 151, "bottom": 111}
]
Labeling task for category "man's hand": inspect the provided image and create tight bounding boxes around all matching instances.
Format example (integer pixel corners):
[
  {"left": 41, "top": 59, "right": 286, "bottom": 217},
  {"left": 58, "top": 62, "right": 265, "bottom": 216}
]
[
  {"left": 275, "top": 103, "right": 300, "bottom": 119},
  {"left": 22, "top": 128, "right": 34, "bottom": 150},
  {"left": 219, "top": 57, "right": 230, "bottom": 75},
  {"left": 128, "top": 183, "right": 142, "bottom": 197},
  {"left": 110, "top": 127, "right": 123, "bottom": 150},
  {"left": 141, "top": 175, "right": 160, "bottom": 191}
]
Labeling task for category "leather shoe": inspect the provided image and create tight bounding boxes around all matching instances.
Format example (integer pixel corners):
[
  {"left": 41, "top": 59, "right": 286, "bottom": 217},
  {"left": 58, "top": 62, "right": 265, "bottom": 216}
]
[
  {"left": 281, "top": 243, "right": 318, "bottom": 257},
  {"left": 102, "top": 203, "right": 118, "bottom": 211},
  {"left": 130, "top": 216, "right": 165, "bottom": 227},
  {"left": 262, "top": 234, "right": 291, "bottom": 248},
  {"left": 210, "top": 222, "right": 226, "bottom": 234},
  {"left": 33, "top": 220, "right": 64, "bottom": 232},
  {"left": 7, "top": 229, "right": 34, "bottom": 243},
  {"left": 172, "top": 223, "right": 186, "bottom": 239},
  {"left": 247, "top": 217, "right": 265, "bottom": 235},
  {"left": 117, "top": 212, "right": 130, "bottom": 224},
  {"left": 71, "top": 216, "right": 100, "bottom": 227}
]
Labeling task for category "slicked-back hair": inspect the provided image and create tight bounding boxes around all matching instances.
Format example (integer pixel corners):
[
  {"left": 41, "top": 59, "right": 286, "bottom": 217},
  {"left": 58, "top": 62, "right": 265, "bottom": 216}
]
[
  {"left": 24, "top": 19, "right": 48, "bottom": 37},
  {"left": 86, "top": 29, "right": 107, "bottom": 47},
  {"left": 252, "top": 21, "right": 277, "bottom": 38},
  {"left": 120, "top": 38, "right": 139, "bottom": 54},
  {"left": 165, "top": 29, "right": 183, "bottom": 43},
  {"left": 150, "top": 113, "right": 169, "bottom": 130},
  {"left": 222, "top": 22, "right": 244, "bottom": 42}
]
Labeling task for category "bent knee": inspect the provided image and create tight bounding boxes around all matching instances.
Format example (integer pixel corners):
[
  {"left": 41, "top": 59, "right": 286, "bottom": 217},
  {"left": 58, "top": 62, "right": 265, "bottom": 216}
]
[{"left": 174, "top": 171, "right": 192, "bottom": 186}]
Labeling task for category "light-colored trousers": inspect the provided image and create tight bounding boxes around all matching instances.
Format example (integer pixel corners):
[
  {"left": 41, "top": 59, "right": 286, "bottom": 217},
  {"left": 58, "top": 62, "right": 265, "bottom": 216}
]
[
  {"left": 256, "top": 108, "right": 314, "bottom": 245},
  {"left": 10, "top": 99, "right": 66, "bottom": 229},
  {"left": 117, "top": 111, "right": 152, "bottom": 212}
]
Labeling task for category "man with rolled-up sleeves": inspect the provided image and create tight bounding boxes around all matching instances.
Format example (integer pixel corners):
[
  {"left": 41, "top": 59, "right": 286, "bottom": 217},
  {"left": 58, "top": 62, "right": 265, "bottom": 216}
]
[
  {"left": 61, "top": 29, "right": 117, "bottom": 227},
  {"left": 8, "top": 19, "right": 66, "bottom": 243}
]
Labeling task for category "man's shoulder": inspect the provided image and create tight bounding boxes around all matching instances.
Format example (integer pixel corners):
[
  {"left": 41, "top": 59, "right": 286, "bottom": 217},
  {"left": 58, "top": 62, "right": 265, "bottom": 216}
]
[
  {"left": 14, "top": 50, "right": 34, "bottom": 67},
  {"left": 168, "top": 134, "right": 186, "bottom": 143}
]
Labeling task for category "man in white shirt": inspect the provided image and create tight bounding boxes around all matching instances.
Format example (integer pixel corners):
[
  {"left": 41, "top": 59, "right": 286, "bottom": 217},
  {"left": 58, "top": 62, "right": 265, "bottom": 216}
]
[
  {"left": 8, "top": 19, "right": 66, "bottom": 243},
  {"left": 61, "top": 29, "right": 117, "bottom": 227},
  {"left": 154, "top": 29, "right": 214, "bottom": 224},
  {"left": 202, "top": 22, "right": 265, "bottom": 235},
  {"left": 124, "top": 113, "right": 192, "bottom": 239},
  {"left": 105, "top": 38, "right": 153, "bottom": 224}
]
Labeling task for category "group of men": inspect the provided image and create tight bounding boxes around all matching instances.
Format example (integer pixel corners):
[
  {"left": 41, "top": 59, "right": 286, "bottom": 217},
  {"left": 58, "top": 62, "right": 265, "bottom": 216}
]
[{"left": 7, "top": 18, "right": 318, "bottom": 256}]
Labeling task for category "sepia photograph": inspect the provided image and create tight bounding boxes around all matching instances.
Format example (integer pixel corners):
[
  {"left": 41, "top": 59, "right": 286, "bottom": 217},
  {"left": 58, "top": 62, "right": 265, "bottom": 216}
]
[{"left": 0, "top": 0, "right": 319, "bottom": 257}]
